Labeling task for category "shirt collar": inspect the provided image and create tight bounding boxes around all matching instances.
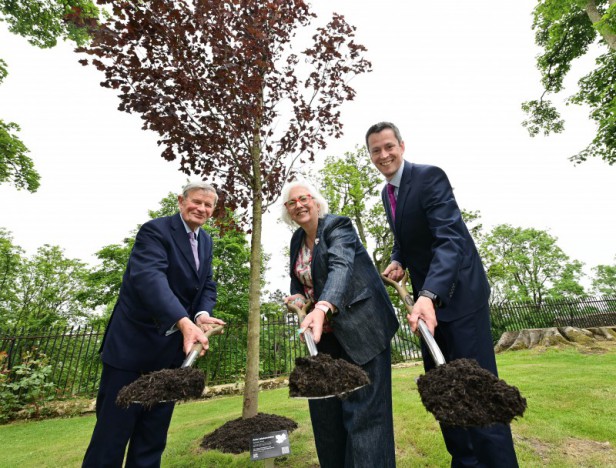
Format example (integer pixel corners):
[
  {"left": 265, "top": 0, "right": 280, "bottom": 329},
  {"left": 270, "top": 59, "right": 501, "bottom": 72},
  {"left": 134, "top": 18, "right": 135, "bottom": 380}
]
[
  {"left": 387, "top": 161, "right": 405, "bottom": 188},
  {"left": 180, "top": 216, "right": 198, "bottom": 236}
]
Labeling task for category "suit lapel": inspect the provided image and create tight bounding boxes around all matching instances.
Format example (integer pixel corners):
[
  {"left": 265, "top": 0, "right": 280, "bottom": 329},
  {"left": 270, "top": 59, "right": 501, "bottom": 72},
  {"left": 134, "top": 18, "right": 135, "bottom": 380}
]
[
  {"left": 310, "top": 217, "right": 327, "bottom": 297},
  {"left": 395, "top": 161, "right": 413, "bottom": 230},
  {"left": 171, "top": 214, "right": 199, "bottom": 274}
]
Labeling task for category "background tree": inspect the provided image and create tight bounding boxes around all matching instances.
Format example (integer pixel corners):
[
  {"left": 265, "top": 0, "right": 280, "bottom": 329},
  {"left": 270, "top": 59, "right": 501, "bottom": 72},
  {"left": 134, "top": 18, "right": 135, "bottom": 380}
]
[
  {"left": 591, "top": 255, "right": 616, "bottom": 296},
  {"left": 80, "top": 241, "right": 132, "bottom": 324},
  {"left": 0, "top": 0, "right": 99, "bottom": 48},
  {"left": 9, "top": 245, "right": 90, "bottom": 329},
  {"left": 0, "top": 0, "right": 100, "bottom": 192},
  {"left": 78, "top": 0, "right": 370, "bottom": 419},
  {"left": 481, "top": 224, "right": 586, "bottom": 306},
  {"left": 319, "top": 147, "right": 382, "bottom": 245},
  {"left": 0, "top": 59, "right": 40, "bottom": 192},
  {"left": 461, "top": 208, "right": 485, "bottom": 244},
  {"left": 0, "top": 228, "right": 23, "bottom": 327},
  {"left": 522, "top": 0, "right": 616, "bottom": 165}
]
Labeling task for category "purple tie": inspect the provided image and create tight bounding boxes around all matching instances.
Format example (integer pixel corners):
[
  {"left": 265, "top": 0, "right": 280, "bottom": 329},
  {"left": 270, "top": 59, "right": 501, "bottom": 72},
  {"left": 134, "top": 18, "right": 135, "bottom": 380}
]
[
  {"left": 387, "top": 183, "right": 397, "bottom": 220},
  {"left": 189, "top": 232, "right": 200, "bottom": 269}
]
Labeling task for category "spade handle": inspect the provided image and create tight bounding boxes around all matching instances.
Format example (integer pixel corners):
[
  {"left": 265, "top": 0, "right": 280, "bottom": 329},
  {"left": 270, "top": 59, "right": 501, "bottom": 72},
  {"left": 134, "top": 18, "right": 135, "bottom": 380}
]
[
  {"left": 181, "top": 325, "right": 225, "bottom": 368},
  {"left": 381, "top": 273, "right": 445, "bottom": 366},
  {"left": 286, "top": 300, "right": 318, "bottom": 357}
]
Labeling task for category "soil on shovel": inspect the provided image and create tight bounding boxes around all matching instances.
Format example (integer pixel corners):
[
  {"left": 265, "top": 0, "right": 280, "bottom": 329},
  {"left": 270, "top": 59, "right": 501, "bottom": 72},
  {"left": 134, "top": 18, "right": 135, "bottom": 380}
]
[
  {"left": 116, "top": 367, "right": 205, "bottom": 409},
  {"left": 200, "top": 413, "right": 298, "bottom": 454},
  {"left": 416, "top": 358, "right": 527, "bottom": 427},
  {"left": 289, "top": 353, "right": 371, "bottom": 398}
]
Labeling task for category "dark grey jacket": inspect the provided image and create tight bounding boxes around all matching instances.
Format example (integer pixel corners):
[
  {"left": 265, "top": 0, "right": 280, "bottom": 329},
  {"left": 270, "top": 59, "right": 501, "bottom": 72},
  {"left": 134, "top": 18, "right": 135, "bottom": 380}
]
[{"left": 290, "top": 214, "right": 399, "bottom": 365}]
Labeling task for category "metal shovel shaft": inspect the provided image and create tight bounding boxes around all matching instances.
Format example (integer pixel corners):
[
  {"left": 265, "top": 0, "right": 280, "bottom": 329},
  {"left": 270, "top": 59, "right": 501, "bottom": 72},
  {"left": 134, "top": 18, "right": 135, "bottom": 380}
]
[
  {"left": 303, "top": 328, "right": 318, "bottom": 356},
  {"left": 417, "top": 319, "right": 446, "bottom": 366},
  {"left": 181, "top": 325, "right": 225, "bottom": 368},
  {"left": 381, "top": 273, "right": 446, "bottom": 366},
  {"left": 286, "top": 300, "right": 317, "bottom": 356}
]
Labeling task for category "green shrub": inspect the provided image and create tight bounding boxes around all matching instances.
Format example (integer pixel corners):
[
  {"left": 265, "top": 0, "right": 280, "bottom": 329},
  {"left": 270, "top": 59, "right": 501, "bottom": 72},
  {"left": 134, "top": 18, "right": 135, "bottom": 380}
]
[{"left": 0, "top": 350, "right": 56, "bottom": 423}]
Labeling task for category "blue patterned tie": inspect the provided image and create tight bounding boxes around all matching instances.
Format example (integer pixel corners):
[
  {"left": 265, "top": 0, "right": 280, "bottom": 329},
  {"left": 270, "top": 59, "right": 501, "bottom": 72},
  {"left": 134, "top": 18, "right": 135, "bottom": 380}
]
[{"left": 189, "top": 232, "right": 200, "bottom": 269}]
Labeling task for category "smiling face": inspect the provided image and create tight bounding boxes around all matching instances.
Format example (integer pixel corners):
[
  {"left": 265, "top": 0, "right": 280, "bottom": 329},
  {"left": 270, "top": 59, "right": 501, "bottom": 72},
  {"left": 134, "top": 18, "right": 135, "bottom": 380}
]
[
  {"left": 367, "top": 128, "right": 405, "bottom": 180},
  {"left": 285, "top": 185, "right": 318, "bottom": 229},
  {"left": 178, "top": 189, "right": 216, "bottom": 230}
]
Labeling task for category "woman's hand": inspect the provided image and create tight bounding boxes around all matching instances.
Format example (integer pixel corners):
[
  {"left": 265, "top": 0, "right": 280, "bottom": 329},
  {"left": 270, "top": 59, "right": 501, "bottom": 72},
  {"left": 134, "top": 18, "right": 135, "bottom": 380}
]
[
  {"left": 300, "top": 307, "right": 326, "bottom": 343},
  {"left": 284, "top": 294, "right": 307, "bottom": 309}
]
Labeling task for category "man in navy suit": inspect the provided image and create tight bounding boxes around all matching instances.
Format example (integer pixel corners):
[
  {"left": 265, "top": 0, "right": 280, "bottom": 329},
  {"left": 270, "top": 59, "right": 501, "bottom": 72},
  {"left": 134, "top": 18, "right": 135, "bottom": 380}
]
[
  {"left": 83, "top": 182, "right": 225, "bottom": 467},
  {"left": 366, "top": 122, "right": 519, "bottom": 467}
]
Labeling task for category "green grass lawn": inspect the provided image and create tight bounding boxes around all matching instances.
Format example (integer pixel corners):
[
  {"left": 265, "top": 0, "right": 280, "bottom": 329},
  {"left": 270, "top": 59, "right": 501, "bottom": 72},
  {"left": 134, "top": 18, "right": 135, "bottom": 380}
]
[{"left": 1, "top": 345, "right": 615, "bottom": 467}]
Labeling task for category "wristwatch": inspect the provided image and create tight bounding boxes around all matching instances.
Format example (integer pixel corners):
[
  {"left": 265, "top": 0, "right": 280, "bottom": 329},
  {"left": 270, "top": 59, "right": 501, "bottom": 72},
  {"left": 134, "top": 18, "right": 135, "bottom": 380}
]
[{"left": 418, "top": 290, "right": 441, "bottom": 308}]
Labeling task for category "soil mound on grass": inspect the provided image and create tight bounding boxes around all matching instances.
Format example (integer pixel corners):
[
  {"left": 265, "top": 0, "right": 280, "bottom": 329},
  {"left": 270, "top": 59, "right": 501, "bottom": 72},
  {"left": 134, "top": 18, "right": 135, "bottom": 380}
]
[
  {"left": 417, "top": 358, "right": 527, "bottom": 427},
  {"left": 116, "top": 367, "right": 205, "bottom": 409},
  {"left": 289, "top": 353, "right": 371, "bottom": 398},
  {"left": 200, "top": 413, "right": 298, "bottom": 454}
]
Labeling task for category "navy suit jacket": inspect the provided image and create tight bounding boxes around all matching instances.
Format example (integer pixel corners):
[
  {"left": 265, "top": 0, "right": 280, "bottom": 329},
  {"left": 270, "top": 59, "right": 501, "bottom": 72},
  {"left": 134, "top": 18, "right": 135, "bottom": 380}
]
[
  {"left": 290, "top": 214, "right": 399, "bottom": 365},
  {"left": 382, "top": 161, "right": 490, "bottom": 322},
  {"left": 101, "top": 213, "right": 217, "bottom": 372}
]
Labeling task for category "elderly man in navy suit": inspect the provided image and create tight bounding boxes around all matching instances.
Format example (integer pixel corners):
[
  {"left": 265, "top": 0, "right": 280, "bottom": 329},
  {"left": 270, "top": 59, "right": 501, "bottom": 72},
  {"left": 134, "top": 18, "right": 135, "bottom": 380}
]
[
  {"left": 83, "top": 181, "right": 225, "bottom": 467},
  {"left": 366, "top": 122, "right": 519, "bottom": 468}
]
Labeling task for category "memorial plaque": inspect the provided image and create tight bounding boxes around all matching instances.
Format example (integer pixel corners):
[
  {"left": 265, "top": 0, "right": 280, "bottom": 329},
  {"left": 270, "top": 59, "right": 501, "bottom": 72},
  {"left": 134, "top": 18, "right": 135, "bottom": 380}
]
[{"left": 249, "top": 430, "right": 291, "bottom": 461}]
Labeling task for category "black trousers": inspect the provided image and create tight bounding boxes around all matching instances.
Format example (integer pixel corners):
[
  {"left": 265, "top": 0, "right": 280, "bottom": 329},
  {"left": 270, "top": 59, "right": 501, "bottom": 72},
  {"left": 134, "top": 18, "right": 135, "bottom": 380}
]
[
  {"left": 82, "top": 364, "right": 175, "bottom": 468},
  {"left": 425, "top": 305, "right": 519, "bottom": 468}
]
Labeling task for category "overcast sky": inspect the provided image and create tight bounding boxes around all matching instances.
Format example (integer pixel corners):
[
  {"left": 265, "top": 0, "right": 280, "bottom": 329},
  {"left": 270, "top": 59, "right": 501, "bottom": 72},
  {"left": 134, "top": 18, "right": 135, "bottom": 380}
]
[{"left": 0, "top": 0, "right": 614, "bottom": 291}]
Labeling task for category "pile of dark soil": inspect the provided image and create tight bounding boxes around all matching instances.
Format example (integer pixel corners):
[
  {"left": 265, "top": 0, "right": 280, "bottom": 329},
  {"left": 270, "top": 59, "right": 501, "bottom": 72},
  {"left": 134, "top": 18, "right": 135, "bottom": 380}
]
[
  {"left": 289, "top": 353, "right": 370, "bottom": 398},
  {"left": 200, "top": 413, "right": 298, "bottom": 454},
  {"left": 416, "top": 358, "right": 527, "bottom": 427},
  {"left": 116, "top": 367, "right": 205, "bottom": 409}
]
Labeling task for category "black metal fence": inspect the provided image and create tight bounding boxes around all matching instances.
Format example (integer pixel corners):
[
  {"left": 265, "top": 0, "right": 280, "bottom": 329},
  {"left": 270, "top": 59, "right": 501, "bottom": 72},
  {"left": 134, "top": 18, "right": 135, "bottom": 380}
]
[
  {"left": 3, "top": 295, "right": 615, "bottom": 399},
  {"left": 490, "top": 295, "right": 616, "bottom": 340},
  {"left": 0, "top": 313, "right": 421, "bottom": 399}
]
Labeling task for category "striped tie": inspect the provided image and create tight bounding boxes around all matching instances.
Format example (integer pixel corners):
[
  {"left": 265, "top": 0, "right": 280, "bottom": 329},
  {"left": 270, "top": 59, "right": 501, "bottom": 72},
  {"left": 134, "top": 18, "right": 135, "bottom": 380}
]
[{"left": 189, "top": 232, "right": 200, "bottom": 269}]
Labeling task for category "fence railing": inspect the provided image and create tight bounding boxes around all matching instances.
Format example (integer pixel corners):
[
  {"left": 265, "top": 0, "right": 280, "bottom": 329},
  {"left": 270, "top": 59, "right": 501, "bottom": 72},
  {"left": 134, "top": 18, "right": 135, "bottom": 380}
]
[
  {"left": 2, "top": 295, "right": 615, "bottom": 399},
  {"left": 490, "top": 295, "right": 616, "bottom": 340},
  {"left": 0, "top": 314, "right": 422, "bottom": 399}
]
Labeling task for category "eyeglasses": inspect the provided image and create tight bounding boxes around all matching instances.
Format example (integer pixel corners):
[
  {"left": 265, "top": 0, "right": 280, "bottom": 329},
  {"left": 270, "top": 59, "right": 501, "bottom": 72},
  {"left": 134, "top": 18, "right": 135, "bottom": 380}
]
[{"left": 284, "top": 194, "right": 312, "bottom": 208}]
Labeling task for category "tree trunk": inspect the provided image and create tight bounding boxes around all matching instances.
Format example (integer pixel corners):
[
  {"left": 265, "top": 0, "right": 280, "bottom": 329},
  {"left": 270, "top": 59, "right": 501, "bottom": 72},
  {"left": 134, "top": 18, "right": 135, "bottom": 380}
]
[
  {"left": 242, "top": 123, "right": 264, "bottom": 419},
  {"left": 495, "top": 326, "right": 616, "bottom": 352},
  {"left": 242, "top": 189, "right": 263, "bottom": 419},
  {"left": 585, "top": 0, "right": 616, "bottom": 50}
]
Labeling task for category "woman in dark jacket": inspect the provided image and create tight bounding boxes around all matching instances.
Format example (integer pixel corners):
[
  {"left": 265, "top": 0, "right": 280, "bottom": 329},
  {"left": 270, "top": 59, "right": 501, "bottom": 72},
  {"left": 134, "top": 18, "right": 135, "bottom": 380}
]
[{"left": 281, "top": 180, "right": 400, "bottom": 468}]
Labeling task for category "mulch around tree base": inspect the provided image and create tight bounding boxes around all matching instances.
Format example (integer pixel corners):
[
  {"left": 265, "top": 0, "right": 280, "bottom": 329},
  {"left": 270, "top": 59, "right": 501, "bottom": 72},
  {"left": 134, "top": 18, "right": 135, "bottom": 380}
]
[
  {"left": 416, "top": 358, "right": 527, "bottom": 427},
  {"left": 200, "top": 413, "right": 298, "bottom": 454},
  {"left": 116, "top": 368, "right": 205, "bottom": 409},
  {"left": 289, "top": 353, "right": 371, "bottom": 398}
]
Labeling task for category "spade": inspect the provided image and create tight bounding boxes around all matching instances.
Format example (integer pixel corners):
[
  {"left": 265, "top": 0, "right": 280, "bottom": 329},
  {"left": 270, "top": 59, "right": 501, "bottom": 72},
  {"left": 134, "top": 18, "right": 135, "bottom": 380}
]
[
  {"left": 381, "top": 273, "right": 526, "bottom": 427},
  {"left": 286, "top": 300, "right": 370, "bottom": 399},
  {"left": 116, "top": 325, "right": 224, "bottom": 409}
]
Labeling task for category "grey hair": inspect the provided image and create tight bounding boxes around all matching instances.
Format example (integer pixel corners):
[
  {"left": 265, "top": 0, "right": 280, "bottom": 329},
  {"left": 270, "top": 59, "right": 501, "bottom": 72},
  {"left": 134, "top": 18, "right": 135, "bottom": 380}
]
[
  {"left": 280, "top": 179, "right": 329, "bottom": 227},
  {"left": 181, "top": 181, "right": 218, "bottom": 205},
  {"left": 365, "top": 121, "right": 403, "bottom": 149}
]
